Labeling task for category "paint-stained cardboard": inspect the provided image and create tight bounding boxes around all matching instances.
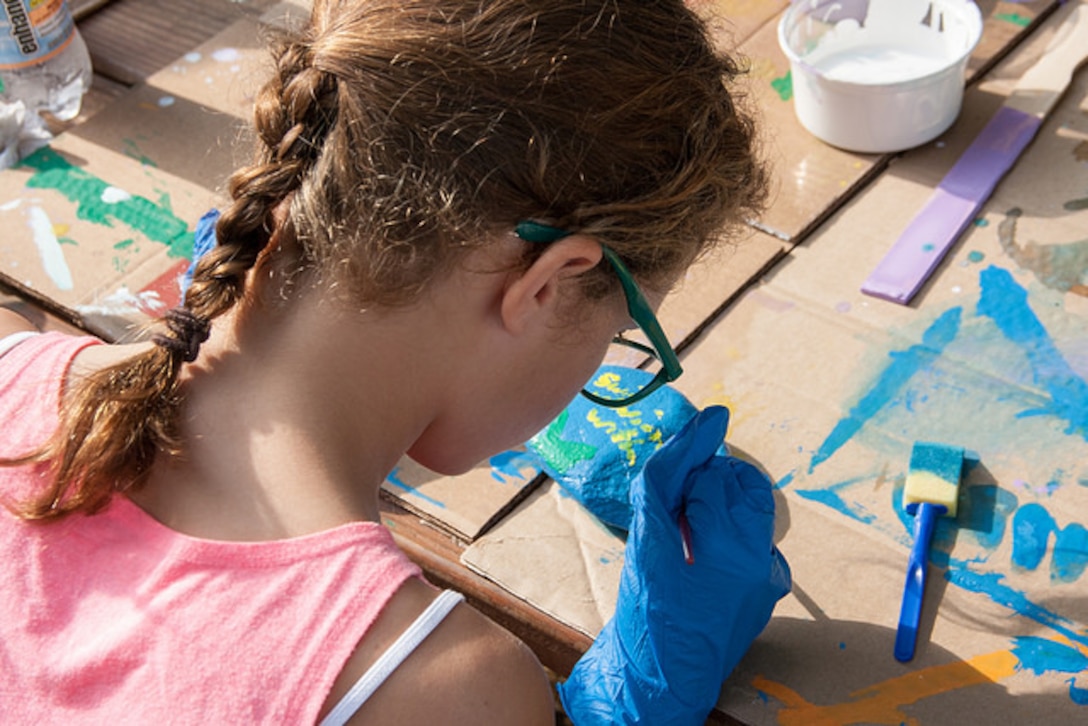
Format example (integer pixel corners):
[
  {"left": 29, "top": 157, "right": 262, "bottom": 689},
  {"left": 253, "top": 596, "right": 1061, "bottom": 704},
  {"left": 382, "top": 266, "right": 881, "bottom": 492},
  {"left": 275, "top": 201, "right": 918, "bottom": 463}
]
[
  {"left": 0, "top": 135, "right": 216, "bottom": 341},
  {"left": 463, "top": 3, "right": 1088, "bottom": 723}
]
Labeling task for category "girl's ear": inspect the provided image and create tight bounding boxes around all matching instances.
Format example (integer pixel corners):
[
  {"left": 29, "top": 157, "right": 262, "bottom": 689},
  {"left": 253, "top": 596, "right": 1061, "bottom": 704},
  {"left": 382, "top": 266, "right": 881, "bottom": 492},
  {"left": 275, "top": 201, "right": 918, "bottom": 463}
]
[{"left": 500, "top": 235, "right": 603, "bottom": 335}]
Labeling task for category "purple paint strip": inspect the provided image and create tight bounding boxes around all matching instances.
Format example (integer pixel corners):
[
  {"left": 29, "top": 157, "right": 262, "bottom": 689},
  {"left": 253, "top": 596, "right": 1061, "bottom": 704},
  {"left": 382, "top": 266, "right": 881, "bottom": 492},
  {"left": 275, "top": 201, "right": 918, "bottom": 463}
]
[
  {"left": 861, "top": 190, "right": 978, "bottom": 303},
  {"left": 938, "top": 107, "right": 1042, "bottom": 202},
  {"left": 862, "top": 106, "right": 1042, "bottom": 305}
]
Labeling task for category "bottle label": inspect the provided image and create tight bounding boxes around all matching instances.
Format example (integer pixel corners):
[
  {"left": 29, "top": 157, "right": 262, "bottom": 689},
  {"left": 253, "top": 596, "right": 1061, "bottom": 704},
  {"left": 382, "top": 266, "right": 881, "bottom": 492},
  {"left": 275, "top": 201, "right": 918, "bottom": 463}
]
[{"left": 0, "top": 0, "right": 76, "bottom": 69}]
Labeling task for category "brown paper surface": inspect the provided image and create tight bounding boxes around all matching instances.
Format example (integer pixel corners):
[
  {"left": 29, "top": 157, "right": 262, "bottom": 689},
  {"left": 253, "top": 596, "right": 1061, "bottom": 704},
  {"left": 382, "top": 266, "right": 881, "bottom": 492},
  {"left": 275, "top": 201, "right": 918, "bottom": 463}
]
[
  {"left": 0, "top": 135, "right": 216, "bottom": 341},
  {"left": 380, "top": 450, "right": 546, "bottom": 542},
  {"left": 462, "top": 480, "right": 626, "bottom": 636},
  {"left": 696, "top": 1, "right": 1060, "bottom": 246}
]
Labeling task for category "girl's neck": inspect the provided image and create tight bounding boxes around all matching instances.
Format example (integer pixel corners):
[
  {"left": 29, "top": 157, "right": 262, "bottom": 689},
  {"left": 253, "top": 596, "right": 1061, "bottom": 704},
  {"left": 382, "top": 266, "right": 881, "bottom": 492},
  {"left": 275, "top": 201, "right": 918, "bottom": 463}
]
[{"left": 126, "top": 297, "right": 442, "bottom": 542}]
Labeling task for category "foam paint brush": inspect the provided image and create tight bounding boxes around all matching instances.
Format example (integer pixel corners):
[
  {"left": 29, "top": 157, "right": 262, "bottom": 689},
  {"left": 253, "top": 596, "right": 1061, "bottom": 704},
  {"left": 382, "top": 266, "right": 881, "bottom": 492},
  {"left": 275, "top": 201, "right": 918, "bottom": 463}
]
[{"left": 895, "top": 441, "right": 965, "bottom": 662}]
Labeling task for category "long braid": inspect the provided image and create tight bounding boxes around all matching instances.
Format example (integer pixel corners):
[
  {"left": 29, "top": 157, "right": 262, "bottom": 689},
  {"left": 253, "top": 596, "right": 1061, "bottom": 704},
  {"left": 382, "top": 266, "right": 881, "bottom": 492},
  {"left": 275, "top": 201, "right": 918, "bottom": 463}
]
[{"left": 8, "top": 24, "right": 339, "bottom": 520}]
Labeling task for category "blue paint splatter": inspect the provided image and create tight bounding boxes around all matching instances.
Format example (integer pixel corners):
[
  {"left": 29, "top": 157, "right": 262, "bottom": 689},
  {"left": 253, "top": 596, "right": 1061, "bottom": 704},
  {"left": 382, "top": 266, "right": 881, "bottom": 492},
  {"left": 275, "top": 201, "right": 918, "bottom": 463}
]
[
  {"left": 775, "top": 471, "right": 794, "bottom": 490},
  {"left": 795, "top": 475, "right": 878, "bottom": 524},
  {"left": 1068, "top": 678, "right": 1088, "bottom": 706},
  {"left": 945, "top": 566, "right": 1087, "bottom": 649},
  {"left": 488, "top": 450, "right": 537, "bottom": 484},
  {"left": 1011, "top": 503, "right": 1088, "bottom": 583},
  {"left": 808, "top": 307, "right": 962, "bottom": 472},
  {"left": 977, "top": 266, "right": 1088, "bottom": 439},
  {"left": 1011, "top": 636, "right": 1088, "bottom": 676},
  {"left": 385, "top": 468, "right": 446, "bottom": 508},
  {"left": 959, "top": 485, "right": 1019, "bottom": 552},
  {"left": 1011, "top": 503, "right": 1053, "bottom": 571}
]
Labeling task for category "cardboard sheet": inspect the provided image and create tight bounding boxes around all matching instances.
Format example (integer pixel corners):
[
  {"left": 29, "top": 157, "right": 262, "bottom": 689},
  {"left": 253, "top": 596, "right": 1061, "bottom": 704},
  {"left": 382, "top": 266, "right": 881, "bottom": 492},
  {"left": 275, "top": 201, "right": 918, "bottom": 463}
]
[
  {"left": 463, "top": 4, "right": 1088, "bottom": 722},
  {"left": 0, "top": 14, "right": 273, "bottom": 340},
  {"left": 381, "top": 449, "right": 546, "bottom": 542},
  {"left": 698, "top": 0, "right": 1060, "bottom": 246},
  {"left": 636, "top": 0, "right": 1065, "bottom": 370},
  {"left": 0, "top": 135, "right": 216, "bottom": 341},
  {"left": 462, "top": 479, "right": 625, "bottom": 635}
]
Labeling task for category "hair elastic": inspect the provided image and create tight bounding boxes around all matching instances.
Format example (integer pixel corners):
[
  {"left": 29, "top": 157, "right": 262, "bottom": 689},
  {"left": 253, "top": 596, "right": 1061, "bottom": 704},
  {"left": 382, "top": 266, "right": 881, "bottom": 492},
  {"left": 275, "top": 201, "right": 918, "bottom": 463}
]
[{"left": 152, "top": 307, "right": 211, "bottom": 363}]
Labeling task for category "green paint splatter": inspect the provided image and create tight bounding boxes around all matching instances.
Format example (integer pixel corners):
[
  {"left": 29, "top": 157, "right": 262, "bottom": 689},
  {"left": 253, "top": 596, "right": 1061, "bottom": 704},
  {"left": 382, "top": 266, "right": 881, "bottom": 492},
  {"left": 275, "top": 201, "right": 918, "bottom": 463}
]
[
  {"left": 58, "top": 237, "right": 77, "bottom": 246},
  {"left": 973, "top": 217, "right": 989, "bottom": 227},
  {"left": 995, "top": 13, "right": 1031, "bottom": 28},
  {"left": 113, "top": 238, "right": 135, "bottom": 250},
  {"left": 967, "top": 250, "right": 985, "bottom": 263},
  {"left": 531, "top": 409, "right": 598, "bottom": 476},
  {"left": 771, "top": 70, "right": 793, "bottom": 102},
  {"left": 19, "top": 146, "right": 193, "bottom": 259},
  {"left": 122, "top": 138, "right": 158, "bottom": 168},
  {"left": 922, "top": 243, "right": 935, "bottom": 252}
]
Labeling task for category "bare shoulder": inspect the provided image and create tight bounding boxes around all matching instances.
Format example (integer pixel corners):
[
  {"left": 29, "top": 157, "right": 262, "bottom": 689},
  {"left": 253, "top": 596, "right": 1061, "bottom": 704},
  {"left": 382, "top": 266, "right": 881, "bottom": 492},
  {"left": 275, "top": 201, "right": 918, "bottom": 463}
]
[{"left": 329, "top": 579, "right": 556, "bottom": 725}]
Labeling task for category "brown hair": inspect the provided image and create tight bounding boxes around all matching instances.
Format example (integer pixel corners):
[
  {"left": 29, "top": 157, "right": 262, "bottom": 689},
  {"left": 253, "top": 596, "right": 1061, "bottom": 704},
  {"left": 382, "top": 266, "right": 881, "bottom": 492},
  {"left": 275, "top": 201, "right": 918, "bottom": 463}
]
[{"left": 8, "top": 0, "right": 767, "bottom": 519}]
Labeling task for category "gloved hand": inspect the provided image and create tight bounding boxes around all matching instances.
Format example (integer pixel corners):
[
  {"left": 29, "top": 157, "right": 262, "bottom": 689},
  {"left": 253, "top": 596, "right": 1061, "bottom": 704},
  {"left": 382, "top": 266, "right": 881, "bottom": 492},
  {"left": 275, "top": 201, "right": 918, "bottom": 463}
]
[{"left": 559, "top": 406, "right": 791, "bottom": 725}]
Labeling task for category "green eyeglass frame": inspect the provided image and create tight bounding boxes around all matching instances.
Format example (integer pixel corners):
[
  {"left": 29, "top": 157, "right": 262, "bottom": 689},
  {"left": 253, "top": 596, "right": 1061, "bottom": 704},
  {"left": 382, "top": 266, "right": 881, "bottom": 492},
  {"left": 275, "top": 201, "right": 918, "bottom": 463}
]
[{"left": 514, "top": 220, "right": 683, "bottom": 408}]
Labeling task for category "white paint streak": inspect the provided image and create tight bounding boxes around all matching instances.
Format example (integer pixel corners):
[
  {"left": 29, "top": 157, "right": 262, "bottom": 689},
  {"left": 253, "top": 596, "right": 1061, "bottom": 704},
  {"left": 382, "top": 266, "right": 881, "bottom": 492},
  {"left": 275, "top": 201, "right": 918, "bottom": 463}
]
[
  {"left": 76, "top": 286, "right": 165, "bottom": 316},
  {"left": 26, "top": 205, "right": 73, "bottom": 291},
  {"left": 211, "top": 47, "right": 241, "bottom": 63}
]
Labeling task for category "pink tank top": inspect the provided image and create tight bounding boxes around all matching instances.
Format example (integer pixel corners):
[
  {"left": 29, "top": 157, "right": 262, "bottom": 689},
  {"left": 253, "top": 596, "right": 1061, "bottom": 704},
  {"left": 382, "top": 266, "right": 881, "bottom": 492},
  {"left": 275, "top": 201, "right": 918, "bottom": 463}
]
[{"left": 0, "top": 332, "right": 424, "bottom": 724}]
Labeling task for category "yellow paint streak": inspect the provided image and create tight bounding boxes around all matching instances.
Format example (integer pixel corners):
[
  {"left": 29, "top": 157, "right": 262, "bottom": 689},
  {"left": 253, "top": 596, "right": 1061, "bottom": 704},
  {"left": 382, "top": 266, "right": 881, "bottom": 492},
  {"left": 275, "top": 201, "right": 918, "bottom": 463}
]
[
  {"left": 591, "top": 371, "right": 626, "bottom": 395},
  {"left": 752, "top": 649, "right": 1020, "bottom": 726},
  {"left": 585, "top": 410, "right": 617, "bottom": 436}
]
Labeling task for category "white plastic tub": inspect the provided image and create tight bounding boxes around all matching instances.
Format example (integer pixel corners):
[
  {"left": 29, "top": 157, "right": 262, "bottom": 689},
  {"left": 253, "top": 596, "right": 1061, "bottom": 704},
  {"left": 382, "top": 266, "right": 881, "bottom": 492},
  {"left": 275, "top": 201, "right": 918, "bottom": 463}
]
[{"left": 778, "top": 0, "right": 983, "bottom": 153}]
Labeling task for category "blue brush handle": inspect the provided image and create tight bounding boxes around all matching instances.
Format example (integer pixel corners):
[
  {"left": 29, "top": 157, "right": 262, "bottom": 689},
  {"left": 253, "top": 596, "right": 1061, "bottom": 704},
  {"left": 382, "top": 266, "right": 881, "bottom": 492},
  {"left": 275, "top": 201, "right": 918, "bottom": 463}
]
[{"left": 894, "top": 502, "right": 946, "bottom": 662}]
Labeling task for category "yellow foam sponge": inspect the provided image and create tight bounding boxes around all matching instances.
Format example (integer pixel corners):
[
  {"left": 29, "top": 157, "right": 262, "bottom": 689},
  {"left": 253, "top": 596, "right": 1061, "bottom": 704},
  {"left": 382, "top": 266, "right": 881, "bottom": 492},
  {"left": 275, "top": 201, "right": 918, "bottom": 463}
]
[{"left": 903, "top": 442, "right": 964, "bottom": 517}]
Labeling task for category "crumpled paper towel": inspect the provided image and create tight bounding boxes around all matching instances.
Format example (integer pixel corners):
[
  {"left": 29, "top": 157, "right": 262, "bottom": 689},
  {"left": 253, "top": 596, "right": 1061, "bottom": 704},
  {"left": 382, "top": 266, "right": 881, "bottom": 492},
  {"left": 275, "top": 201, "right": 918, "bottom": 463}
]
[{"left": 0, "top": 100, "right": 53, "bottom": 170}]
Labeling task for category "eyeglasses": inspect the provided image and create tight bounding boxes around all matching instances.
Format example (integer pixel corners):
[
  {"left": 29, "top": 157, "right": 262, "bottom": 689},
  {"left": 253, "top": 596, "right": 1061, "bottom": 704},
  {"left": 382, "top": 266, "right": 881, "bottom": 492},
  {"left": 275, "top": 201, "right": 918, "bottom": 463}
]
[{"left": 514, "top": 220, "right": 683, "bottom": 408}]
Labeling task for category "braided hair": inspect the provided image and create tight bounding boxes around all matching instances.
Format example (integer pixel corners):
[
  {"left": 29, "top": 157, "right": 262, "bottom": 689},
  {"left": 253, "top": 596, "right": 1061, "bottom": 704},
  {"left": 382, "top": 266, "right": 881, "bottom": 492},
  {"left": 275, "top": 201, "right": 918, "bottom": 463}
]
[{"left": 8, "top": 0, "right": 767, "bottom": 519}]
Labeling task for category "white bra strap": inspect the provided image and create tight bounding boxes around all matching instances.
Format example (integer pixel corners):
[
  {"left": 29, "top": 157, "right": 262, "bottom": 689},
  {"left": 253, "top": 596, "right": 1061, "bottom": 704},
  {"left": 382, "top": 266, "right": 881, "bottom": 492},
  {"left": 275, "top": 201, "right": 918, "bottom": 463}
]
[
  {"left": 319, "top": 589, "right": 465, "bottom": 726},
  {"left": 0, "top": 331, "right": 39, "bottom": 360}
]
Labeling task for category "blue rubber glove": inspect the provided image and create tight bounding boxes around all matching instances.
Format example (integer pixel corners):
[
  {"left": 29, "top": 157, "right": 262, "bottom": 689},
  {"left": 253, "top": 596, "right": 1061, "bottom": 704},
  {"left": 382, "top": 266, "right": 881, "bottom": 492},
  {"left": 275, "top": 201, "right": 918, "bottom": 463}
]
[{"left": 559, "top": 405, "right": 791, "bottom": 725}]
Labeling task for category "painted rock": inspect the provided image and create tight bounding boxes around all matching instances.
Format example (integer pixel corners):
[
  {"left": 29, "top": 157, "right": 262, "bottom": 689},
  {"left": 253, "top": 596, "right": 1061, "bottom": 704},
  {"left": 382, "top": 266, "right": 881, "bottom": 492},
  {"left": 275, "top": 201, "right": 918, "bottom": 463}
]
[{"left": 525, "top": 365, "right": 700, "bottom": 531}]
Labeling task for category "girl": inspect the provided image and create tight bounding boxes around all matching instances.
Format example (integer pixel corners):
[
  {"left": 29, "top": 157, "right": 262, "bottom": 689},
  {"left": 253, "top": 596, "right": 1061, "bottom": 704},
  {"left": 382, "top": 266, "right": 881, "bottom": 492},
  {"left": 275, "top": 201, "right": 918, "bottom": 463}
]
[{"left": 1, "top": 0, "right": 770, "bottom": 722}]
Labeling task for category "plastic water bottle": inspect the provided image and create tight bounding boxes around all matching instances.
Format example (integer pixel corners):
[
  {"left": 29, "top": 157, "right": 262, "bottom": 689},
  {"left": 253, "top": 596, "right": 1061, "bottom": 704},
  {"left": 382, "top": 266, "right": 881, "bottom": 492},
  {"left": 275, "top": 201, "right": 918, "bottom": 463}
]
[{"left": 0, "top": 0, "right": 93, "bottom": 122}]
